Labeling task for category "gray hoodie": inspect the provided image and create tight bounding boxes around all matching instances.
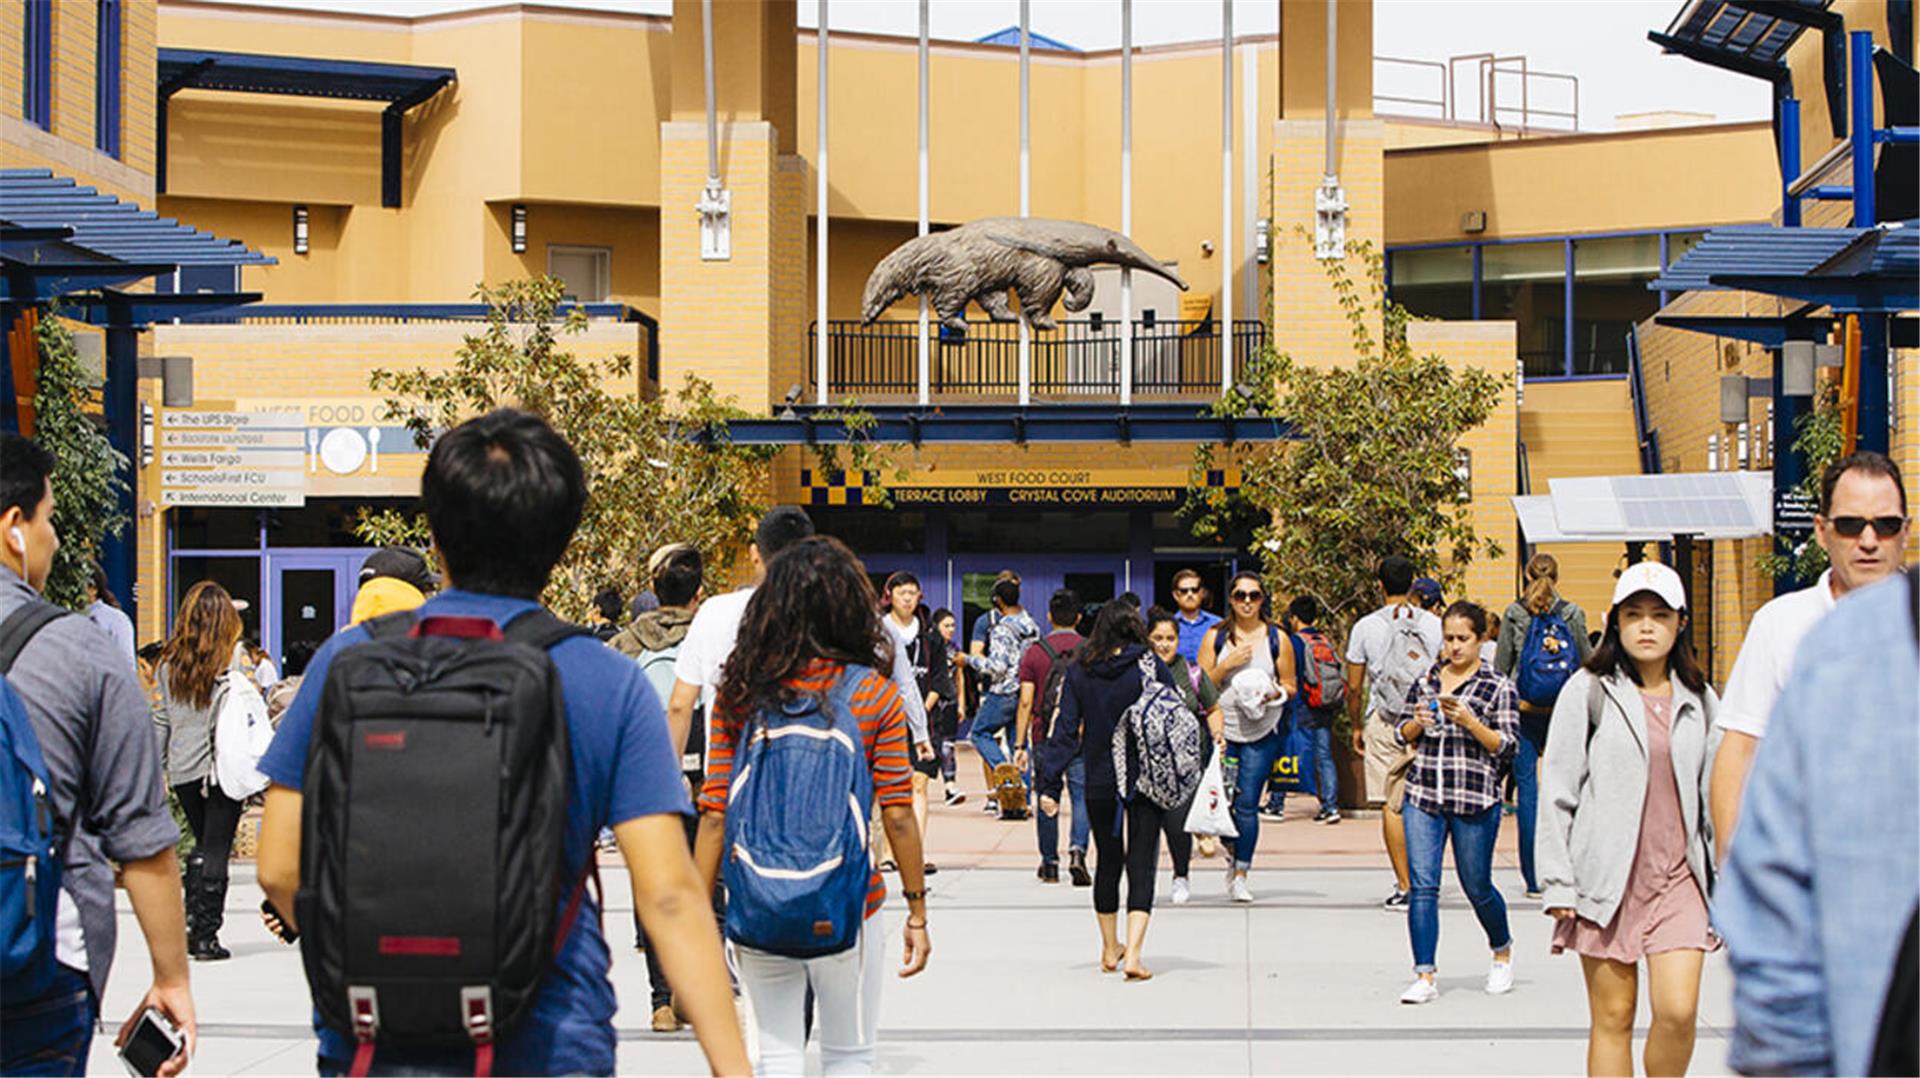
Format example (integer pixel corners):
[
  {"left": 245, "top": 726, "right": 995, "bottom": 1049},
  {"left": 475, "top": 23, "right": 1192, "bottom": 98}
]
[{"left": 1535, "top": 667, "right": 1722, "bottom": 928}]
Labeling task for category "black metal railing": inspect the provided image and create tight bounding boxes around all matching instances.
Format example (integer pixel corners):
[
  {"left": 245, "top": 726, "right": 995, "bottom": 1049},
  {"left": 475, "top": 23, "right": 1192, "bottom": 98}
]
[{"left": 809, "top": 318, "right": 1267, "bottom": 400}]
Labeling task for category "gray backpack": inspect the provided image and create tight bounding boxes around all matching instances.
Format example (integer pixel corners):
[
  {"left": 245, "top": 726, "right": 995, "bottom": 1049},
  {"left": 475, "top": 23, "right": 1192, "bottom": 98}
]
[
  {"left": 1113, "top": 654, "right": 1205, "bottom": 811},
  {"left": 1372, "top": 607, "right": 1436, "bottom": 719}
]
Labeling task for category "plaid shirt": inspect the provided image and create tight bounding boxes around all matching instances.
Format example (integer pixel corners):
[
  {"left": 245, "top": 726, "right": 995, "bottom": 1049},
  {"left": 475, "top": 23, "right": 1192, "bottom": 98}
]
[{"left": 1395, "top": 661, "right": 1519, "bottom": 817}]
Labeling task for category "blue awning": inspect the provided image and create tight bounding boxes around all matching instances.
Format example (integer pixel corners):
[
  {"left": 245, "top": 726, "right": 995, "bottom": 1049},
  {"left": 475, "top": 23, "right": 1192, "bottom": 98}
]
[
  {"left": 1649, "top": 1, "right": 1846, "bottom": 135},
  {"left": 1, "top": 169, "right": 274, "bottom": 268},
  {"left": 158, "top": 48, "right": 455, "bottom": 208},
  {"left": 159, "top": 48, "right": 456, "bottom": 104},
  {"left": 1651, "top": 220, "right": 1919, "bottom": 313}
]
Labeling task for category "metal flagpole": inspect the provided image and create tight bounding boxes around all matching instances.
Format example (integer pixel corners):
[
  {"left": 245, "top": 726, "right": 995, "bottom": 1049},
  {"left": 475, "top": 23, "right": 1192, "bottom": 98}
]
[
  {"left": 1119, "top": 0, "right": 1133, "bottom": 408},
  {"left": 1018, "top": 0, "right": 1031, "bottom": 407},
  {"left": 1220, "top": 0, "right": 1233, "bottom": 396},
  {"left": 816, "top": 0, "right": 830, "bottom": 405},
  {"left": 917, "top": 0, "right": 930, "bottom": 406}
]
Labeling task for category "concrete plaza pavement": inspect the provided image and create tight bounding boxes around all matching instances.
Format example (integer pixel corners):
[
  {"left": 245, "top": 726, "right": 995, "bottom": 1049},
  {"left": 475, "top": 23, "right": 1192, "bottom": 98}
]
[{"left": 87, "top": 784, "right": 1735, "bottom": 1075}]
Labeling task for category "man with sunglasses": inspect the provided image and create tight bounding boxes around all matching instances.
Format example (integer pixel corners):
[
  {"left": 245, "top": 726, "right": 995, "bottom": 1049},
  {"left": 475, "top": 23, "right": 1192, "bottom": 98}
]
[
  {"left": 1710, "top": 451, "right": 1909, "bottom": 860},
  {"left": 1169, "top": 568, "right": 1222, "bottom": 665}
]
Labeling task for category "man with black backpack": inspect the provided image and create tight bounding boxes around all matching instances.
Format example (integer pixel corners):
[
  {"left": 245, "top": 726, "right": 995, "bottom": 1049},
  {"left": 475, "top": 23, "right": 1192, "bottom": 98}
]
[
  {"left": 1014, "top": 588, "right": 1087, "bottom": 885},
  {"left": 253, "top": 409, "right": 747, "bottom": 1076},
  {"left": 1, "top": 432, "right": 195, "bottom": 1077}
]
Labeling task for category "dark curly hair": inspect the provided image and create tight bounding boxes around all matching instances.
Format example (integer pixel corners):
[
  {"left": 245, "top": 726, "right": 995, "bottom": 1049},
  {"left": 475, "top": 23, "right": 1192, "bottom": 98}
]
[
  {"left": 1078, "top": 600, "right": 1147, "bottom": 666},
  {"left": 715, "top": 535, "right": 891, "bottom": 728}
]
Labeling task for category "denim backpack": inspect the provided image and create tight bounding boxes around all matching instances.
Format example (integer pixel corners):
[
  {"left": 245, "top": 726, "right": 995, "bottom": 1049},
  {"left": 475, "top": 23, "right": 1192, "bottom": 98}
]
[
  {"left": 0, "top": 601, "right": 66, "bottom": 1001},
  {"left": 724, "top": 668, "right": 874, "bottom": 958}
]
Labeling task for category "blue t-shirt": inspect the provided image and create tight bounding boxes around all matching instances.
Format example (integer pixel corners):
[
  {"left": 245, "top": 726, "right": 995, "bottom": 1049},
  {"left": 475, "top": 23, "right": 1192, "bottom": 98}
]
[
  {"left": 257, "top": 590, "right": 692, "bottom": 1075},
  {"left": 1174, "top": 609, "right": 1222, "bottom": 665}
]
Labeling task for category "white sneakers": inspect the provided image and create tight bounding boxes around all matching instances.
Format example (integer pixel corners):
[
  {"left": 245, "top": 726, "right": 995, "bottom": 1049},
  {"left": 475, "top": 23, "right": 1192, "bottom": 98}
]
[
  {"left": 1398, "top": 958, "right": 1513, "bottom": 1004},
  {"left": 1485, "top": 957, "right": 1515, "bottom": 995},
  {"left": 1170, "top": 877, "right": 1191, "bottom": 905},
  {"left": 1228, "top": 875, "right": 1254, "bottom": 903}
]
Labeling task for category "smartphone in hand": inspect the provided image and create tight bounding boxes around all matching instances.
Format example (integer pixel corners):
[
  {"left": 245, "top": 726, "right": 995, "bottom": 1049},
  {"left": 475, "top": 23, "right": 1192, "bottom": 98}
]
[{"left": 119, "top": 1007, "right": 185, "bottom": 1077}]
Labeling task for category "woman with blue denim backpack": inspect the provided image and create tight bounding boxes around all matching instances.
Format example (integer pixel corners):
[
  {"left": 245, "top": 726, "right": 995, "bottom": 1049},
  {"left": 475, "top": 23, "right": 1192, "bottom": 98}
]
[{"left": 694, "top": 537, "right": 930, "bottom": 1076}]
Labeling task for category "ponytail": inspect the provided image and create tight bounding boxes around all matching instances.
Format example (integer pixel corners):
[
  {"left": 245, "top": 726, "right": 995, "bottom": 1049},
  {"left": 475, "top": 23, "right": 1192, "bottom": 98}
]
[{"left": 1522, "top": 554, "right": 1559, "bottom": 615}]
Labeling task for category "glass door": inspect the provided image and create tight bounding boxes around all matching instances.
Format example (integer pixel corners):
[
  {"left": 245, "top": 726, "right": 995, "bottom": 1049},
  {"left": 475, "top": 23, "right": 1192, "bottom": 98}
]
[{"left": 266, "top": 549, "right": 372, "bottom": 668}]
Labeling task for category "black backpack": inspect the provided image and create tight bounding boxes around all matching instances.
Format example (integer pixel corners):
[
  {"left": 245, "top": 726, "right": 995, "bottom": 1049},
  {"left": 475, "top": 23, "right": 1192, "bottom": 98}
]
[
  {"left": 1034, "top": 636, "right": 1078, "bottom": 747},
  {"left": 297, "top": 610, "right": 594, "bottom": 1075}
]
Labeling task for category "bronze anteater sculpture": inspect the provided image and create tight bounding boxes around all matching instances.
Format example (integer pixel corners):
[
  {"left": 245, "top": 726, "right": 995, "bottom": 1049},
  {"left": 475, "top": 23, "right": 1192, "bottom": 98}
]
[{"left": 860, "top": 218, "right": 1188, "bottom": 334}]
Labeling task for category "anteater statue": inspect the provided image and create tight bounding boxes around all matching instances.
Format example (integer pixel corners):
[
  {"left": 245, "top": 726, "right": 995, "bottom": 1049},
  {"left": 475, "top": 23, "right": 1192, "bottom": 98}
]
[{"left": 860, "top": 218, "right": 1188, "bottom": 334}]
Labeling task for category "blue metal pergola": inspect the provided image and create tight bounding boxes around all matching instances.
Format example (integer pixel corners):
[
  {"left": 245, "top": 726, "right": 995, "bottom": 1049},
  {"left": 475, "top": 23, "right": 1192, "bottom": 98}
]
[
  {"left": 158, "top": 48, "right": 456, "bottom": 208},
  {"left": 2, "top": 168, "right": 271, "bottom": 623},
  {"left": 716, "top": 403, "right": 1295, "bottom": 447}
]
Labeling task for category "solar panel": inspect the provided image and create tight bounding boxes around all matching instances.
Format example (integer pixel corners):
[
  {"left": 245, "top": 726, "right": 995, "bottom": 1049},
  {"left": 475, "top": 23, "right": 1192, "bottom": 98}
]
[{"left": 1546, "top": 472, "right": 1772, "bottom": 539}]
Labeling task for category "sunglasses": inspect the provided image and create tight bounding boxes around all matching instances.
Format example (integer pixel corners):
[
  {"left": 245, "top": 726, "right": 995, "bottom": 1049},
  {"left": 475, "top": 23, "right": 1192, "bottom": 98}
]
[
  {"left": 1174, "top": 585, "right": 1202, "bottom": 595},
  {"left": 1829, "top": 515, "right": 1907, "bottom": 539},
  {"left": 1230, "top": 590, "right": 1264, "bottom": 603}
]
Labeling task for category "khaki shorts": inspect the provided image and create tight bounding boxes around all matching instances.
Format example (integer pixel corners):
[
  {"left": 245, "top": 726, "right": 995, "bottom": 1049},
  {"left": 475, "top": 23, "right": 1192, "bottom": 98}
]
[{"left": 1363, "top": 710, "right": 1416, "bottom": 811}]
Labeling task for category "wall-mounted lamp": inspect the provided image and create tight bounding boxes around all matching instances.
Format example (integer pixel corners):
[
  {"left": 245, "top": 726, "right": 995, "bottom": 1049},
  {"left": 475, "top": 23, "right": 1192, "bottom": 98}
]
[
  {"left": 1253, "top": 218, "right": 1272, "bottom": 264},
  {"left": 140, "top": 401, "right": 155, "bottom": 468},
  {"left": 1719, "top": 374, "right": 1773, "bottom": 424},
  {"left": 293, "top": 206, "right": 309, "bottom": 255},
  {"left": 1453, "top": 448, "right": 1473, "bottom": 493},
  {"left": 511, "top": 204, "right": 528, "bottom": 254}
]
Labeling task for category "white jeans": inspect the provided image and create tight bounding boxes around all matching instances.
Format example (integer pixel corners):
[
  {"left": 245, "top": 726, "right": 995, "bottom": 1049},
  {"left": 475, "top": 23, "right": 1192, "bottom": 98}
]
[{"left": 734, "top": 918, "right": 886, "bottom": 1077}]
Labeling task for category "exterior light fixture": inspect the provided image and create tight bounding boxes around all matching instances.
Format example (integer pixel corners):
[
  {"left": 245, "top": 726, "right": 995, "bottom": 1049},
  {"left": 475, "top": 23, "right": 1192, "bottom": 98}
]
[
  {"left": 511, "top": 205, "right": 527, "bottom": 253},
  {"left": 1781, "top": 341, "right": 1815, "bottom": 397},
  {"left": 293, "top": 206, "right": 309, "bottom": 255}
]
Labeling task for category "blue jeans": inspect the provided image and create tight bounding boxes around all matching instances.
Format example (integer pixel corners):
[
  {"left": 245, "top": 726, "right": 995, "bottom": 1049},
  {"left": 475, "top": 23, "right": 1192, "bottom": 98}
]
[
  {"left": 969, "top": 690, "right": 1017, "bottom": 769},
  {"left": 1404, "top": 801, "right": 1512, "bottom": 973},
  {"left": 1513, "top": 720, "right": 1544, "bottom": 893},
  {"left": 1034, "top": 755, "right": 1089, "bottom": 863},
  {"left": 1227, "top": 726, "right": 1287, "bottom": 870},
  {"left": 1, "top": 965, "right": 95, "bottom": 1076}
]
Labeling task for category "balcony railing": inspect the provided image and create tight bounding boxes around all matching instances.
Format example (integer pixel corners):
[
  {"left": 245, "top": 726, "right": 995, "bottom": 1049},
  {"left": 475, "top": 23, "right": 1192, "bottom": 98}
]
[{"left": 810, "top": 318, "right": 1267, "bottom": 401}]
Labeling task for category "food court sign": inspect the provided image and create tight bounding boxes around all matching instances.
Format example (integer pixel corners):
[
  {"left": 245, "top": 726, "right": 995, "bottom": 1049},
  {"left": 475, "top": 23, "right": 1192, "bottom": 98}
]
[{"left": 159, "top": 399, "right": 426, "bottom": 508}]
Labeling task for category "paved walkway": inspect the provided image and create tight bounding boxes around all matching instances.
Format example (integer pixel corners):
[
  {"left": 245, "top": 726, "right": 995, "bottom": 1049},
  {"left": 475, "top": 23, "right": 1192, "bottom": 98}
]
[{"left": 86, "top": 775, "right": 1736, "bottom": 1075}]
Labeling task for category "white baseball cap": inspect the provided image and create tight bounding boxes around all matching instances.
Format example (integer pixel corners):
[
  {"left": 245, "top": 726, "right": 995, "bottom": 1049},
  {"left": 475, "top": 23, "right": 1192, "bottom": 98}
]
[{"left": 1611, "top": 561, "right": 1687, "bottom": 612}]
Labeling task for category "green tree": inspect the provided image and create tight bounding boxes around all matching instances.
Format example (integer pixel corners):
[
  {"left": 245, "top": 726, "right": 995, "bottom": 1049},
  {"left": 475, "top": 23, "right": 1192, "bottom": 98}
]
[
  {"left": 358, "top": 278, "right": 897, "bottom": 619},
  {"left": 1184, "top": 239, "right": 1507, "bottom": 643},
  {"left": 30, "top": 312, "right": 129, "bottom": 610}
]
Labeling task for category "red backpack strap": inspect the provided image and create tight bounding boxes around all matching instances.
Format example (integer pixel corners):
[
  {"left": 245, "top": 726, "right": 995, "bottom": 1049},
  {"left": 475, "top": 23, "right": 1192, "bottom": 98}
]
[{"left": 553, "top": 857, "right": 603, "bottom": 959}]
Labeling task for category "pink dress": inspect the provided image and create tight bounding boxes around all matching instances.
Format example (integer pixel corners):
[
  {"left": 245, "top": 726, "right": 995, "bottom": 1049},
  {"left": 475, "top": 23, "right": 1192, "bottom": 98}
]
[{"left": 1552, "top": 692, "right": 1719, "bottom": 961}]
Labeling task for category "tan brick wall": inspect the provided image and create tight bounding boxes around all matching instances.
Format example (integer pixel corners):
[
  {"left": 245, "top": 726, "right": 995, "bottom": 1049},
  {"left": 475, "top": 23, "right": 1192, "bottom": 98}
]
[
  {"left": 659, "top": 122, "right": 797, "bottom": 413},
  {"left": 1407, "top": 322, "right": 1520, "bottom": 610},
  {"left": 1520, "top": 379, "right": 1644, "bottom": 631},
  {"left": 0, "top": 0, "right": 154, "bottom": 200},
  {"left": 1269, "top": 119, "right": 1385, "bottom": 368}
]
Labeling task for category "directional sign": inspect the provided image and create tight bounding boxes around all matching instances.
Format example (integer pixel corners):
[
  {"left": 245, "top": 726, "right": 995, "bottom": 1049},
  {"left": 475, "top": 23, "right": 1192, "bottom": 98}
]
[{"left": 159, "top": 408, "right": 307, "bottom": 508}]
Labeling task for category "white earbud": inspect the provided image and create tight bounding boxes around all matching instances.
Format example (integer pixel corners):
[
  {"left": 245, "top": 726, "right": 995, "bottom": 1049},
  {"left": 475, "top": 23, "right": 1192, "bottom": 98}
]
[{"left": 8, "top": 527, "right": 26, "bottom": 578}]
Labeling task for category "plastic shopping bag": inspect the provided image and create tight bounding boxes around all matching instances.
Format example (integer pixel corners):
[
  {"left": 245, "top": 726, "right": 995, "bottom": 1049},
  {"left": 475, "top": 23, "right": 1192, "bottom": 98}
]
[{"left": 1184, "top": 752, "right": 1238, "bottom": 838}]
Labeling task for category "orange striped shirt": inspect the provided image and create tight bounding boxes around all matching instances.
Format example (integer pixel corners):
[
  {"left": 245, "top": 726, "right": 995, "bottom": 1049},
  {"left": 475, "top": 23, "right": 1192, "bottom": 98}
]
[{"left": 700, "top": 660, "right": 913, "bottom": 917}]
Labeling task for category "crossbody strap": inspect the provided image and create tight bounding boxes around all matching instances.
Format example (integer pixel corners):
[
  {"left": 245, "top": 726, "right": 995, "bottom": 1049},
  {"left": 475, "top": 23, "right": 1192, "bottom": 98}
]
[{"left": 0, "top": 600, "right": 67, "bottom": 675}]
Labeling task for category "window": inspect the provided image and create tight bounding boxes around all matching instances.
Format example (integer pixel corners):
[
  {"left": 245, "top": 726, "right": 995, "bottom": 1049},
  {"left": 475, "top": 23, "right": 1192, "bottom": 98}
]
[
  {"left": 1481, "top": 241, "right": 1565, "bottom": 380},
  {"left": 1567, "top": 235, "right": 1662, "bottom": 376},
  {"left": 95, "top": 0, "right": 120, "bottom": 157},
  {"left": 547, "top": 245, "right": 610, "bottom": 303},
  {"left": 22, "top": 0, "right": 51, "bottom": 130},
  {"left": 1390, "top": 247, "right": 1475, "bottom": 321}
]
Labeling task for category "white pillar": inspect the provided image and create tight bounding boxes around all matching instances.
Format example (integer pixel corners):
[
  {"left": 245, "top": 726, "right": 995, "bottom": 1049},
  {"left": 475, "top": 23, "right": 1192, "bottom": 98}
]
[
  {"left": 815, "top": 0, "right": 830, "bottom": 405},
  {"left": 1220, "top": 0, "right": 1233, "bottom": 396},
  {"left": 1242, "top": 44, "right": 1258, "bottom": 319},
  {"left": 1119, "top": 0, "right": 1133, "bottom": 407},
  {"left": 1017, "top": 0, "right": 1031, "bottom": 407},
  {"left": 916, "top": 0, "right": 930, "bottom": 406}
]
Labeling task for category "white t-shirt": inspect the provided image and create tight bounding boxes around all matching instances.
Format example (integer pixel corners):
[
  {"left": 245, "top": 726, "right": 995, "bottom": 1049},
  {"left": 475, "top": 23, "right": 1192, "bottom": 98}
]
[
  {"left": 1717, "top": 569, "right": 1839, "bottom": 739},
  {"left": 673, "top": 586, "right": 755, "bottom": 709},
  {"left": 1345, "top": 602, "right": 1444, "bottom": 718}
]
